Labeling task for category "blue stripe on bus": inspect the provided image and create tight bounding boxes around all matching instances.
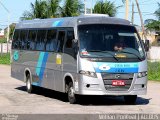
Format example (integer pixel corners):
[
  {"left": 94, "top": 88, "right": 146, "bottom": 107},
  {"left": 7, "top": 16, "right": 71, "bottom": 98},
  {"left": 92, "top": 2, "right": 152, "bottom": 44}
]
[
  {"left": 34, "top": 52, "right": 49, "bottom": 86},
  {"left": 36, "top": 52, "right": 45, "bottom": 76},
  {"left": 52, "top": 20, "right": 63, "bottom": 27},
  {"left": 93, "top": 62, "right": 139, "bottom": 73},
  {"left": 94, "top": 67, "right": 138, "bottom": 73}
]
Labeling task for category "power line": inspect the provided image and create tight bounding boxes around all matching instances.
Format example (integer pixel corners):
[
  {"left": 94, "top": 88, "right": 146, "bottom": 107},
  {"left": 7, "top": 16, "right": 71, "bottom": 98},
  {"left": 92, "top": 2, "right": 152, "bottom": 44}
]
[
  {"left": 125, "top": 3, "right": 158, "bottom": 7},
  {"left": 0, "top": 1, "right": 10, "bottom": 13},
  {"left": 139, "top": 0, "right": 156, "bottom": 4},
  {"left": 0, "top": 24, "right": 7, "bottom": 27},
  {"left": 118, "top": 11, "right": 154, "bottom": 13}
]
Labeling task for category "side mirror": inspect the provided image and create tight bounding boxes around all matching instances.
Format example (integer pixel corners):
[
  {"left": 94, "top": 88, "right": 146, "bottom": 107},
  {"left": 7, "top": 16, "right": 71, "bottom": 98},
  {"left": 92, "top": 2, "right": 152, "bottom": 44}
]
[
  {"left": 142, "top": 40, "right": 149, "bottom": 52},
  {"left": 144, "top": 40, "right": 150, "bottom": 52},
  {"left": 72, "top": 39, "right": 78, "bottom": 58}
]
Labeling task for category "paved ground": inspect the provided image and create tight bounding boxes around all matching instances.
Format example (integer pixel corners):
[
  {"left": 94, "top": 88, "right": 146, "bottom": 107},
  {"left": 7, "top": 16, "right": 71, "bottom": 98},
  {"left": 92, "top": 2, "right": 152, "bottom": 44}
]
[{"left": 0, "top": 65, "right": 160, "bottom": 114}]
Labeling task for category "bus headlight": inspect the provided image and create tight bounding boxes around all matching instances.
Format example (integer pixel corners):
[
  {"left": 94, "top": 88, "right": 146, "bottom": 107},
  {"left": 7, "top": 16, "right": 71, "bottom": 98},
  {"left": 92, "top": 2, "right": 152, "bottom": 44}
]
[
  {"left": 138, "top": 71, "right": 147, "bottom": 78},
  {"left": 79, "top": 70, "right": 97, "bottom": 78}
]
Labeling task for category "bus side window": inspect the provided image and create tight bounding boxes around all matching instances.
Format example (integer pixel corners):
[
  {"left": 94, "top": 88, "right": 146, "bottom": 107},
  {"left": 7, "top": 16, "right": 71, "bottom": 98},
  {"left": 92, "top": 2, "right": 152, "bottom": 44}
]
[
  {"left": 65, "top": 31, "right": 74, "bottom": 48},
  {"left": 35, "top": 30, "right": 47, "bottom": 51},
  {"left": 46, "top": 29, "right": 57, "bottom": 52},
  {"left": 12, "top": 30, "right": 20, "bottom": 49},
  {"left": 64, "top": 30, "right": 76, "bottom": 57},
  {"left": 20, "top": 30, "right": 28, "bottom": 50},
  {"left": 28, "top": 30, "right": 37, "bottom": 50},
  {"left": 57, "top": 31, "right": 66, "bottom": 52}
]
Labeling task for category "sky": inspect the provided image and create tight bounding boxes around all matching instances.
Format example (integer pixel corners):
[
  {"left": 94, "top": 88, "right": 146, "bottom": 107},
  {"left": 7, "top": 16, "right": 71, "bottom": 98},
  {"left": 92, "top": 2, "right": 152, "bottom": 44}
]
[{"left": 0, "top": 0, "right": 159, "bottom": 29}]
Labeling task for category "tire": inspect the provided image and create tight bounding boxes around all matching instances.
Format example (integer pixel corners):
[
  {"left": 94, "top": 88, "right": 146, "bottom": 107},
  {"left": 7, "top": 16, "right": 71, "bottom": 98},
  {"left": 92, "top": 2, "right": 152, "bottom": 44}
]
[
  {"left": 68, "top": 82, "right": 77, "bottom": 104},
  {"left": 26, "top": 74, "right": 33, "bottom": 93},
  {"left": 124, "top": 95, "right": 137, "bottom": 104}
]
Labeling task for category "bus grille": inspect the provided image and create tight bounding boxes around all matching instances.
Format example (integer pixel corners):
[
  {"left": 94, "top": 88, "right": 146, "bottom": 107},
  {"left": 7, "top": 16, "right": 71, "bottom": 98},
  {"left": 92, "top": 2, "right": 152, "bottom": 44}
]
[{"left": 101, "top": 73, "right": 134, "bottom": 91}]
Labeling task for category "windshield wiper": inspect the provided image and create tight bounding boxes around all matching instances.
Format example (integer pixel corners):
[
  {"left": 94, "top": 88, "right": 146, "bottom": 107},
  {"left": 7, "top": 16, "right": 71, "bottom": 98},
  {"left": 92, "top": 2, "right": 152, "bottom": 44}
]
[
  {"left": 88, "top": 50, "right": 118, "bottom": 61},
  {"left": 119, "top": 51, "right": 143, "bottom": 61},
  {"left": 87, "top": 50, "right": 103, "bottom": 52}
]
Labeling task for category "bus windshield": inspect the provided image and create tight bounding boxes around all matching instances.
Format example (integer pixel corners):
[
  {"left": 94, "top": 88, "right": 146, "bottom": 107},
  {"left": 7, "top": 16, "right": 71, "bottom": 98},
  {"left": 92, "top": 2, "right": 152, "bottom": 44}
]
[{"left": 78, "top": 24, "right": 145, "bottom": 60}]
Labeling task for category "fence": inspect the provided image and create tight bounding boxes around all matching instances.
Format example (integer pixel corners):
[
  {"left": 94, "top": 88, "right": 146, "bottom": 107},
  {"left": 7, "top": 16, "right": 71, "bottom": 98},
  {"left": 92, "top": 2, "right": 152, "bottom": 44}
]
[
  {"left": 0, "top": 43, "right": 11, "bottom": 54},
  {"left": 148, "top": 46, "right": 160, "bottom": 61}
]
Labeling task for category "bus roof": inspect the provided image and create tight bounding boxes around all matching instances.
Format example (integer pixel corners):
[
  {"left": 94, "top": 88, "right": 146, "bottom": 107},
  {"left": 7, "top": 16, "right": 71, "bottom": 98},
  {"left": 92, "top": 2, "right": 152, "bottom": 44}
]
[{"left": 15, "top": 14, "right": 132, "bottom": 29}]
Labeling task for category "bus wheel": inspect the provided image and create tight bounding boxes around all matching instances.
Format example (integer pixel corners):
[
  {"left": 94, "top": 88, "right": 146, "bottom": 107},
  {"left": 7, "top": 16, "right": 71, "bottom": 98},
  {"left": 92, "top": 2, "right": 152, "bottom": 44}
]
[
  {"left": 124, "top": 95, "right": 137, "bottom": 104},
  {"left": 26, "top": 74, "right": 33, "bottom": 93},
  {"left": 68, "top": 82, "right": 77, "bottom": 104}
]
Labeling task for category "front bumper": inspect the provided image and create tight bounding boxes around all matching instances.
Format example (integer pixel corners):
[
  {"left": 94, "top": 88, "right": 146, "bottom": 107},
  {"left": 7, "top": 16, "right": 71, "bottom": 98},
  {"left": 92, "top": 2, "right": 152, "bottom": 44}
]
[{"left": 74, "top": 73, "right": 147, "bottom": 95}]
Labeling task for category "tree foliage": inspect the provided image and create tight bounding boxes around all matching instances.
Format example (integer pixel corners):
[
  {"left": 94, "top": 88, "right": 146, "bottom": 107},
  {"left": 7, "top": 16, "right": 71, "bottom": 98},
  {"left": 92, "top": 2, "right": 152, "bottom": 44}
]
[
  {"left": 145, "top": 3, "right": 160, "bottom": 31},
  {"left": 93, "top": 0, "right": 118, "bottom": 17},
  {"left": 60, "top": 0, "right": 83, "bottom": 17},
  {"left": 9, "top": 24, "right": 16, "bottom": 39},
  {"left": 145, "top": 20, "right": 160, "bottom": 31},
  {"left": 47, "top": 0, "right": 61, "bottom": 18},
  {"left": 21, "top": 0, "right": 47, "bottom": 20},
  {"left": 21, "top": 0, "right": 83, "bottom": 20},
  {"left": 155, "top": 3, "right": 160, "bottom": 20}
]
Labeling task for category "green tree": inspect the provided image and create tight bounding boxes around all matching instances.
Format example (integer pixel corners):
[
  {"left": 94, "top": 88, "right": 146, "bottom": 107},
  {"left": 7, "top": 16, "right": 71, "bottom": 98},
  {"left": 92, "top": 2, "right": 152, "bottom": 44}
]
[
  {"left": 145, "top": 3, "right": 160, "bottom": 31},
  {"left": 60, "top": 0, "right": 84, "bottom": 17},
  {"left": 47, "top": 0, "right": 61, "bottom": 18},
  {"left": 21, "top": 0, "right": 47, "bottom": 20},
  {"left": 145, "top": 20, "right": 160, "bottom": 31},
  {"left": 155, "top": 3, "right": 160, "bottom": 20},
  {"left": 9, "top": 24, "right": 16, "bottom": 39},
  {"left": 93, "top": 0, "right": 118, "bottom": 17}
]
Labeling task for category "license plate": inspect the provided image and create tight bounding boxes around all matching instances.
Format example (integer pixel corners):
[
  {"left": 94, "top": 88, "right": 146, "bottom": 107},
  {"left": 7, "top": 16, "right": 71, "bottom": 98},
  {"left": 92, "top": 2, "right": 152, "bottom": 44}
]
[{"left": 112, "top": 80, "right": 125, "bottom": 86}]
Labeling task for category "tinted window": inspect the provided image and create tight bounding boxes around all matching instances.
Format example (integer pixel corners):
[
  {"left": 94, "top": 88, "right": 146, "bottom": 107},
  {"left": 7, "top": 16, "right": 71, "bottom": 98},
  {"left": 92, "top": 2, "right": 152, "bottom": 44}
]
[
  {"left": 78, "top": 24, "right": 145, "bottom": 59},
  {"left": 57, "top": 31, "right": 65, "bottom": 52},
  {"left": 46, "top": 29, "right": 57, "bottom": 51},
  {"left": 20, "top": 30, "right": 28, "bottom": 50},
  {"left": 35, "top": 30, "right": 47, "bottom": 51},
  {"left": 12, "top": 30, "right": 20, "bottom": 49},
  {"left": 65, "top": 31, "right": 74, "bottom": 48},
  {"left": 28, "top": 30, "right": 37, "bottom": 50}
]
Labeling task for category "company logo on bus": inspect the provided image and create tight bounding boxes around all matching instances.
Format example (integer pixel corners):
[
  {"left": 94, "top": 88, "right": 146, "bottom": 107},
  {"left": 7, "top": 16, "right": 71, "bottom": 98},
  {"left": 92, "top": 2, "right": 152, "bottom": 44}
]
[
  {"left": 13, "top": 51, "right": 19, "bottom": 61},
  {"left": 99, "top": 64, "right": 111, "bottom": 71}
]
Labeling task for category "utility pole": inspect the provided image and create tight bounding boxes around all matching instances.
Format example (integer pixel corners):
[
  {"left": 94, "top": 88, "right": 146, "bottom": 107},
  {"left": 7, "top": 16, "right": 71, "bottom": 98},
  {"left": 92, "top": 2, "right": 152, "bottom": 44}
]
[
  {"left": 125, "top": 0, "right": 129, "bottom": 20},
  {"left": 91, "top": 0, "right": 93, "bottom": 14},
  {"left": 131, "top": 2, "right": 134, "bottom": 24},
  {"left": 0, "top": 1, "right": 10, "bottom": 53},
  {"left": 135, "top": 0, "right": 147, "bottom": 40},
  {"left": 7, "top": 15, "right": 10, "bottom": 53},
  {"left": 84, "top": 0, "right": 86, "bottom": 14}
]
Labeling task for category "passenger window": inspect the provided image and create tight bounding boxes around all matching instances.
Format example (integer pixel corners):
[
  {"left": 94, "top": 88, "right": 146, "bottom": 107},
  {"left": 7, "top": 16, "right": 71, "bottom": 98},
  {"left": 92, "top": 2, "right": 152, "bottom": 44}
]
[
  {"left": 28, "top": 30, "right": 37, "bottom": 50},
  {"left": 35, "top": 30, "right": 47, "bottom": 51},
  {"left": 46, "top": 29, "right": 57, "bottom": 51},
  {"left": 12, "top": 30, "right": 20, "bottom": 49},
  {"left": 65, "top": 31, "right": 74, "bottom": 48},
  {"left": 20, "top": 30, "right": 28, "bottom": 50},
  {"left": 57, "top": 31, "right": 66, "bottom": 52}
]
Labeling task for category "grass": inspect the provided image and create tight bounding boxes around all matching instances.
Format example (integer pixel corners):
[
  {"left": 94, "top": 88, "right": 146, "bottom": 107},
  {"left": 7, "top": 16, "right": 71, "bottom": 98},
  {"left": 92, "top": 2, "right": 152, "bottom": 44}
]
[
  {"left": 0, "top": 53, "right": 10, "bottom": 65},
  {"left": 148, "top": 62, "right": 160, "bottom": 81}
]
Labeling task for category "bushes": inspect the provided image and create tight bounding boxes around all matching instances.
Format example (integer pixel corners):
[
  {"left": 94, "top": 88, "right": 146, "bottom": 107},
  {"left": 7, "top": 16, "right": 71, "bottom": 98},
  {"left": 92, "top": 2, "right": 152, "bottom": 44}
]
[
  {"left": 148, "top": 62, "right": 160, "bottom": 81},
  {"left": 0, "top": 53, "right": 10, "bottom": 65},
  {"left": 0, "top": 38, "right": 7, "bottom": 43}
]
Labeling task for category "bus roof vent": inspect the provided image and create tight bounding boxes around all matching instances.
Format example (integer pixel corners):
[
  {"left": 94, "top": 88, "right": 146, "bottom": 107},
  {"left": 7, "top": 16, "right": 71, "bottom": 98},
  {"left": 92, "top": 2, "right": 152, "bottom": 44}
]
[
  {"left": 80, "top": 14, "right": 109, "bottom": 17},
  {"left": 33, "top": 18, "right": 41, "bottom": 20}
]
